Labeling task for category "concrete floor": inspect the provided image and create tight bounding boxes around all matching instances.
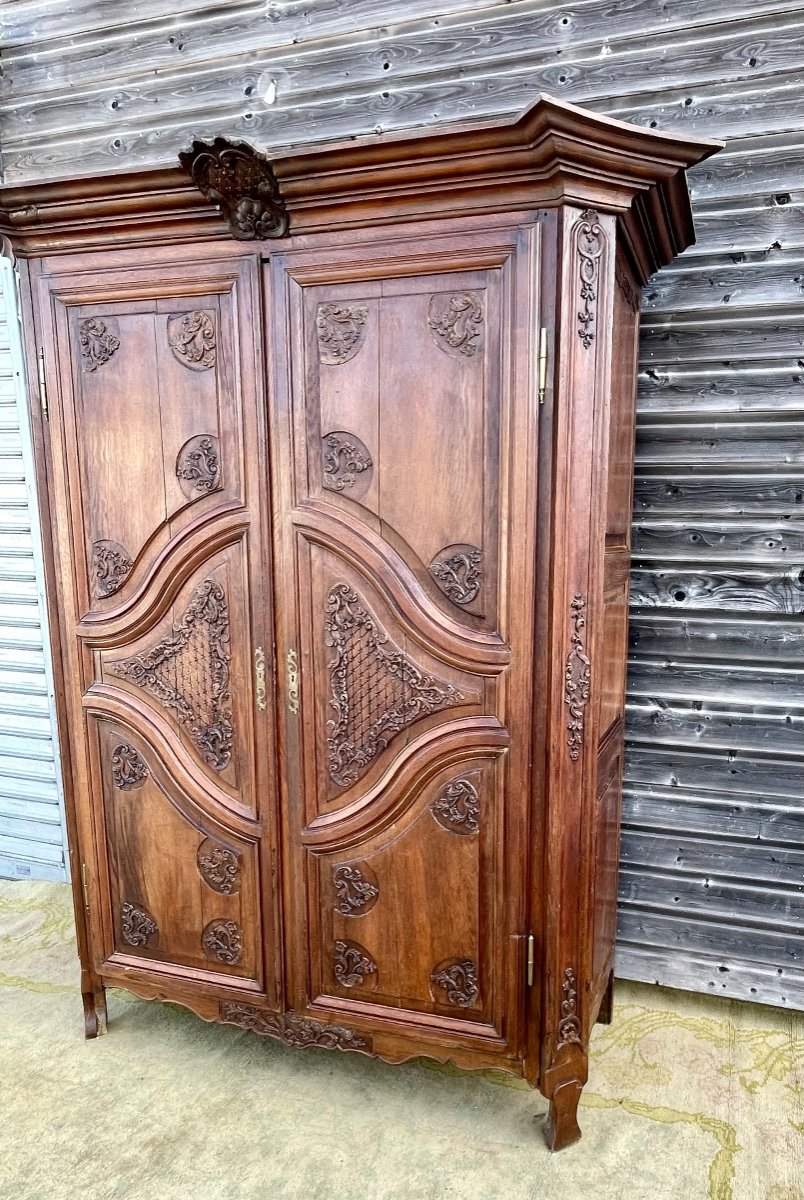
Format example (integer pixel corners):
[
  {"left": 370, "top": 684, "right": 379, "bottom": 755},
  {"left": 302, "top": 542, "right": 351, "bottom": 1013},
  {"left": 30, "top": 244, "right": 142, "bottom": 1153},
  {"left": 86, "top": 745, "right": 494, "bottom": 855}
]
[{"left": 1, "top": 880, "right": 802, "bottom": 1200}]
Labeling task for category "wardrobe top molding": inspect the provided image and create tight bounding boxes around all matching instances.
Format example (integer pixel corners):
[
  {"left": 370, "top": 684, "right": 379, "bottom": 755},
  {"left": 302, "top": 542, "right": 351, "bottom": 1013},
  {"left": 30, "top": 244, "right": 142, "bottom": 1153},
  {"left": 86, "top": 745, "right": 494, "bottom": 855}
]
[{"left": 0, "top": 93, "right": 721, "bottom": 280}]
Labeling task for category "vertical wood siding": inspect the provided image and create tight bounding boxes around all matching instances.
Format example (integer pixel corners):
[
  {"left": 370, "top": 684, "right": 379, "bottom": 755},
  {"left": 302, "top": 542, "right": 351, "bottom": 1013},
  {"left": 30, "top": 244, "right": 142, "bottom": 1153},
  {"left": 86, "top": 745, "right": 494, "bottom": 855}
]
[{"left": 1, "top": 0, "right": 802, "bottom": 1002}]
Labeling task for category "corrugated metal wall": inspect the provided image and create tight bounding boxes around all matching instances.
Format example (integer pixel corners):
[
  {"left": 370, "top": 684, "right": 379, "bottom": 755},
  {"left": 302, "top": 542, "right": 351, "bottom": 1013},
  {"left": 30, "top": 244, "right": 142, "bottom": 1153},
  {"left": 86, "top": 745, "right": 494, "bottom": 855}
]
[{"left": 0, "top": 0, "right": 801, "bottom": 1003}]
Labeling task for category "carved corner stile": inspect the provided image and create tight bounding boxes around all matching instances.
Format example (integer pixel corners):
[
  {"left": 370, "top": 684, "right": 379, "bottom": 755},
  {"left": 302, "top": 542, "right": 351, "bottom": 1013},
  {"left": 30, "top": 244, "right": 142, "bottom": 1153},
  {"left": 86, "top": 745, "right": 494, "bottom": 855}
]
[
  {"left": 564, "top": 594, "right": 591, "bottom": 762},
  {"left": 178, "top": 138, "right": 288, "bottom": 241}
]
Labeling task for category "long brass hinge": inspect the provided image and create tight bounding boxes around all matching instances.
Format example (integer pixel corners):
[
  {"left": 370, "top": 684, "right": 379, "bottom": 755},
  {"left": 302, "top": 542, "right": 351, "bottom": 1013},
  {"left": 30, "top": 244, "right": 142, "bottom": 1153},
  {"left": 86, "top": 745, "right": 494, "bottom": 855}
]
[
  {"left": 537, "top": 327, "right": 549, "bottom": 406},
  {"left": 81, "top": 862, "right": 90, "bottom": 911},
  {"left": 526, "top": 933, "right": 535, "bottom": 988},
  {"left": 37, "top": 348, "right": 48, "bottom": 420},
  {"left": 286, "top": 647, "right": 300, "bottom": 715}
]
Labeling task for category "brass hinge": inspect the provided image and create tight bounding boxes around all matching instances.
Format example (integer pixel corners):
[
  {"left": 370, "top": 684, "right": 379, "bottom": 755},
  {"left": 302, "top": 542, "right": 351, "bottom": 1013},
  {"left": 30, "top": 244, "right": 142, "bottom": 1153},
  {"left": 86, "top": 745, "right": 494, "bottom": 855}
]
[
  {"left": 81, "top": 862, "right": 90, "bottom": 911},
  {"left": 526, "top": 933, "right": 535, "bottom": 988},
  {"left": 37, "top": 348, "right": 48, "bottom": 420},
  {"left": 286, "top": 647, "right": 300, "bottom": 715},
  {"left": 254, "top": 645, "right": 267, "bottom": 711},
  {"left": 537, "top": 327, "right": 549, "bottom": 406}
]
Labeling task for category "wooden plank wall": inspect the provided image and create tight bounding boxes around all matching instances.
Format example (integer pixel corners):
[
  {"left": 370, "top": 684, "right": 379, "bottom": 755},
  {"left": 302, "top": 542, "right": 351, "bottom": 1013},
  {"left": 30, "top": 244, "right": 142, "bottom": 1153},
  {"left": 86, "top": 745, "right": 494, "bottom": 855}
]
[{"left": 1, "top": 0, "right": 802, "bottom": 1006}]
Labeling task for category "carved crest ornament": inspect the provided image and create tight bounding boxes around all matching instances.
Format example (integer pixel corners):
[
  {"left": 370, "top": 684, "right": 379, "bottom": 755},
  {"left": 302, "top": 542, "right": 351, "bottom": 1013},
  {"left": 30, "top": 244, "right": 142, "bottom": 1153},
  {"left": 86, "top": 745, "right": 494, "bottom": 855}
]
[
  {"left": 107, "top": 578, "right": 233, "bottom": 771},
  {"left": 325, "top": 582, "right": 463, "bottom": 787},
  {"left": 179, "top": 138, "right": 288, "bottom": 240},
  {"left": 322, "top": 431, "right": 373, "bottom": 496},
  {"left": 428, "top": 291, "right": 484, "bottom": 357},
  {"left": 121, "top": 902, "right": 157, "bottom": 948},
  {"left": 430, "top": 544, "right": 483, "bottom": 608},
  {"left": 176, "top": 434, "right": 221, "bottom": 499},
  {"left": 334, "top": 864, "right": 379, "bottom": 915},
  {"left": 334, "top": 939, "right": 377, "bottom": 988},
  {"left": 202, "top": 919, "right": 243, "bottom": 965},
  {"left": 220, "top": 1002, "right": 371, "bottom": 1053},
  {"left": 316, "top": 303, "right": 368, "bottom": 365},
  {"left": 111, "top": 743, "right": 149, "bottom": 791},
  {"left": 430, "top": 958, "right": 480, "bottom": 1008},
  {"left": 430, "top": 778, "right": 480, "bottom": 835},
  {"left": 564, "top": 593, "right": 591, "bottom": 763},
  {"left": 168, "top": 310, "right": 216, "bottom": 371},
  {"left": 197, "top": 840, "right": 241, "bottom": 895},
  {"left": 92, "top": 539, "right": 133, "bottom": 598},
  {"left": 79, "top": 317, "right": 120, "bottom": 371}
]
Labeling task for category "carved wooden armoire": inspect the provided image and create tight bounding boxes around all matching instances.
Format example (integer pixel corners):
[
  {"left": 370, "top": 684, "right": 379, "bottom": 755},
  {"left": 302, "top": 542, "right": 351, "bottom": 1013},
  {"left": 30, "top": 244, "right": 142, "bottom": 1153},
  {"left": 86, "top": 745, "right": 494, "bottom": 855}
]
[{"left": 2, "top": 96, "right": 719, "bottom": 1149}]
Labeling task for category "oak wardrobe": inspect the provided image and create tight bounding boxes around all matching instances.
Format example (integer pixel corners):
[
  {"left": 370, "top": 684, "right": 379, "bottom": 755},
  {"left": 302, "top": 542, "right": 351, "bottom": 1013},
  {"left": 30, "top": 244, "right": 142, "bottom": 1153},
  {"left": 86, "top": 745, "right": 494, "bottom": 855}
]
[{"left": 1, "top": 95, "right": 719, "bottom": 1150}]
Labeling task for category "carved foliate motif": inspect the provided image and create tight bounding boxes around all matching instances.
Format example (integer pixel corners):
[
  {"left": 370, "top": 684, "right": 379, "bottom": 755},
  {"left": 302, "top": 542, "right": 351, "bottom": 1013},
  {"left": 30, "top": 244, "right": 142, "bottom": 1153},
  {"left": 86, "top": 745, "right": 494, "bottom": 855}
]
[
  {"left": 106, "top": 579, "right": 233, "bottom": 771},
  {"left": 564, "top": 593, "right": 591, "bottom": 763},
  {"left": 176, "top": 435, "right": 221, "bottom": 500},
  {"left": 92, "top": 540, "right": 133, "bottom": 598},
  {"left": 121, "top": 902, "right": 157, "bottom": 947},
  {"left": 430, "top": 544, "right": 483, "bottom": 607},
  {"left": 219, "top": 1002, "right": 371, "bottom": 1053},
  {"left": 197, "top": 839, "right": 240, "bottom": 895},
  {"left": 167, "top": 310, "right": 216, "bottom": 371},
  {"left": 430, "top": 958, "right": 480, "bottom": 1008},
  {"left": 576, "top": 210, "right": 604, "bottom": 348},
  {"left": 322, "top": 431, "right": 373, "bottom": 497},
  {"left": 179, "top": 138, "right": 288, "bottom": 240},
  {"left": 111, "top": 743, "right": 149, "bottom": 791},
  {"left": 557, "top": 967, "right": 582, "bottom": 1048},
  {"left": 334, "top": 864, "right": 379, "bottom": 916},
  {"left": 79, "top": 317, "right": 120, "bottom": 371},
  {"left": 325, "top": 582, "right": 463, "bottom": 787},
  {"left": 430, "top": 778, "right": 480, "bottom": 835},
  {"left": 316, "top": 304, "right": 368, "bottom": 365},
  {"left": 202, "top": 918, "right": 243, "bottom": 965},
  {"left": 428, "top": 292, "right": 483, "bottom": 357},
  {"left": 334, "top": 939, "right": 377, "bottom": 988}
]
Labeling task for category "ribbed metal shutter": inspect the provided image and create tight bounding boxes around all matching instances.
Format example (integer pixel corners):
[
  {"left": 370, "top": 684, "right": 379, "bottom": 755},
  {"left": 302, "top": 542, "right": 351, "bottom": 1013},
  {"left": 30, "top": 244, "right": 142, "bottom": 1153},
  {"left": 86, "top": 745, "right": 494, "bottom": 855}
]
[{"left": 0, "top": 250, "right": 67, "bottom": 882}]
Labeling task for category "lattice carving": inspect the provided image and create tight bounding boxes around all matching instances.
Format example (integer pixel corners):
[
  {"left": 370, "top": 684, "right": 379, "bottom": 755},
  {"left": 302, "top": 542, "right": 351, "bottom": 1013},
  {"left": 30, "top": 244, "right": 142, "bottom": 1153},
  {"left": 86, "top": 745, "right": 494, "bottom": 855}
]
[
  {"left": 322, "top": 431, "right": 373, "bottom": 497},
  {"left": 430, "top": 544, "right": 483, "bottom": 607},
  {"left": 430, "top": 958, "right": 480, "bottom": 1008},
  {"left": 334, "top": 939, "right": 377, "bottom": 988},
  {"left": 557, "top": 967, "right": 582, "bottom": 1048},
  {"left": 564, "top": 593, "right": 591, "bottom": 763},
  {"left": 176, "top": 435, "right": 221, "bottom": 499},
  {"left": 334, "top": 864, "right": 379, "bottom": 916},
  {"left": 576, "top": 210, "right": 604, "bottom": 348},
  {"left": 79, "top": 317, "right": 120, "bottom": 371},
  {"left": 325, "top": 582, "right": 463, "bottom": 787},
  {"left": 197, "top": 839, "right": 240, "bottom": 895},
  {"left": 219, "top": 1002, "right": 371, "bottom": 1052},
  {"left": 121, "top": 902, "right": 157, "bottom": 947},
  {"left": 428, "top": 292, "right": 483, "bottom": 357},
  {"left": 168, "top": 310, "right": 216, "bottom": 370},
  {"left": 316, "top": 304, "right": 368, "bottom": 365},
  {"left": 179, "top": 137, "right": 288, "bottom": 240},
  {"left": 430, "top": 778, "right": 480, "bottom": 835},
  {"left": 106, "top": 579, "right": 233, "bottom": 771},
  {"left": 92, "top": 540, "right": 133, "bottom": 598},
  {"left": 202, "top": 918, "right": 242, "bottom": 964},
  {"left": 111, "top": 743, "right": 149, "bottom": 791}
]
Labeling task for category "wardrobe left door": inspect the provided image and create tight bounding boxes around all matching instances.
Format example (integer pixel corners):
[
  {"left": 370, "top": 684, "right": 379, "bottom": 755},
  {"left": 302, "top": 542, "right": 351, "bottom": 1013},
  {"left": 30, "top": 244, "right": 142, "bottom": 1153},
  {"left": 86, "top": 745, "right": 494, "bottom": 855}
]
[{"left": 32, "top": 249, "right": 281, "bottom": 1012}]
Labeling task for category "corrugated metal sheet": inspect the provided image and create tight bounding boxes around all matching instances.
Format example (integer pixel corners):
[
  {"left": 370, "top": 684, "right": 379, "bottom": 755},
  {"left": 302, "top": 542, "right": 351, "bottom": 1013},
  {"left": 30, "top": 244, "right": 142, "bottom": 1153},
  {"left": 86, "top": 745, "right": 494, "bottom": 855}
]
[
  {"left": 0, "top": 252, "right": 67, "bottom": 882},
  {"left": 0, "top": 0, "right": 801, "bottom": 1000}
]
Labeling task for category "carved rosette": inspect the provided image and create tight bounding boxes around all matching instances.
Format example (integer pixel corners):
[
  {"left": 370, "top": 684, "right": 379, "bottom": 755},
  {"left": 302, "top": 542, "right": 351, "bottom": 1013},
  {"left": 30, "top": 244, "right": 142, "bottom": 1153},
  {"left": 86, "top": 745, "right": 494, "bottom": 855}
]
[
  {"left": 325, "top": 582, "right": 463, "bottom": 788},
  {"left": 168, "top": 310, "right": 216, "bottom": 371},
  {"left": 79, "top": 317, "right": 120, "bottom": 371},
  {"left": 557, "top": 966, "right": 582, "bottom": 1048},
  {"left": 316, "top": 304, "right": 368, "bottom": 365},
  {"left": 430, "top": 778, "right": 480, "bottom": 835},
  {"left": 334, "top": 939, "right": 377, "bottom": 988},
  {"left": 333, "top": 864, "right": 379, "bottom": 916},
  {"left": 176, "top": 434, "right": 221, "bottom": 500},
  {"left": 430, "top": 958, "right": 480, "bottom": 1008},
  {"left": 202, "top": 918, "right": 243, "bottom": 965},
  {"left": 430, "top": 544, "right": 483, "bottom": 608},
  {"left": 179, "top": 138, "right": 288, "bottom": 240},
  {"left": 197, "top": 839, "right": 240, "bottom": 895},
  {"left": 92, "top": 540, "right": 133, "bottom": 598},
  {"left": 121, "top": 902, "right": 157, "bottom": 948},
  {"left": 219, "top": 1002, "right": 371, "bottom": 1053},
  {"left": 564, "top": 593, "right": 591, "bottom": 763},
  {"left": 428, "top": 292, "right": 483, "bottom": 357},
  {"left": 321, "top": 431, "right": 373, "bottom": 498},
  {"left": 576, "top": 210, "right": 604, "bottom": 348},
  {"left": 106, "top": 578, "right": 233, "bottom": 771},
  {"left": 111, "top": 743, "right": 149, "bottom": 791}
]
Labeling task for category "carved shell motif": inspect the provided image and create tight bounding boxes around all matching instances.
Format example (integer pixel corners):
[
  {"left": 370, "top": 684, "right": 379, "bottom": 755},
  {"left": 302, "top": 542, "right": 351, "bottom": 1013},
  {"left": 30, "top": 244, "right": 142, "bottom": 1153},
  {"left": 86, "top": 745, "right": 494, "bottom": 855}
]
[
  {"left": 430, "top": 778, "right": 480, "bottom": 835},
  {"left": 111, "top": 743, "right": 149, "bottom": 791},
  {"left": 219, "top": 1002, "right": 371, "bottom": 1052},
  {"left": 430, "top": 544, "right": 483, "bottom": 608},
  {"left": 79, "top": 317, "right": 120, "bottom": 371},
  {"left": 202, "top": 918, "right": 242, "bottom": 965},
  {"left": 176, "top": 434, "right": 221, "bottom": 500},
  {"left": 333, "top": 864, "right": 379, "bottom": 916},
  {"left": 168, "top": 310, "right": 217, "bottom": 371},
  {"left": 428, "top": 292, "right": 483, "bottom": 357},
  {"left": 121, "top": 902, "right": 157, "bottom": 948},
  {"left": 197, "top": 839, "right": 240, "bottom": 895},
  {"left": 316, "top": 303, "right": 368, "bottom": 365},
  {"left": 430, "top": 958, "right": 480, "bottom": 1008},
  {"left": 334, "top": 939, "right": 377, "bottom": 988}
]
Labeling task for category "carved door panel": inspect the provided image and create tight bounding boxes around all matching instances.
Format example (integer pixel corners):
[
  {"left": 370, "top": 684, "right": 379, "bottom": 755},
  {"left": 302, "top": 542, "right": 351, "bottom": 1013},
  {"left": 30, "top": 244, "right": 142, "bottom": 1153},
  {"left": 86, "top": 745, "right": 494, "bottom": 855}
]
[
  {"left": 36, "top": 252, "right": 279, "bottom": 1002},
  {"left": 267, "top": 224, "right": 541, "bottom": 1056}
]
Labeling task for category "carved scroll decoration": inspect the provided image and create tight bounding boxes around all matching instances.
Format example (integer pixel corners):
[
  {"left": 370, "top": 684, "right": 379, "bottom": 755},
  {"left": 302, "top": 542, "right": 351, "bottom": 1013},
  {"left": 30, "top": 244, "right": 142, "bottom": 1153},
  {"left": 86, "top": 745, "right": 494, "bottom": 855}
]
[
  {"left": 92, "top": 540, "right": 133, "bottom": 599},
  {"left": 112, "top": 744, "right": 149, "bottom": 791},
  {"left": 430, "top": 778, "right": 480, "bottom": 835},
  {"left": 334, "top": 864, "right": 379, "bottom": 916},
  {"left": 557, "top": 967, "right": 582, "bottom": 1048},
  {"left": 197, "top": 839, "right": 240, "bottom": 895},
  {"left": 176, "top": 435, "right": 221, "bottom": 500},
  {"left": 106, "top": 579, "right": 233, "bottom": 771},
  {"left": 167, "top": 310, "right": 216, "bottom": 371},
  {"left": 430, "top": 544, "right": 483, "bottom": 607},
  {"left": 428, "top": 292, "right": 483, "bottom": 357},
  {"left": 316, "top": 304, "right": 368, "bottom": 365},
  {"left": 334, "top": 939, "right": 377, "bottom": 988},
  {"left": 325, "top": 582, "right": 463, "bottom": 788},
  {"left": 179, "top": 137, "right": 288, "bottom": 240},
  {"left": 202, "top": 919, "right": 242, "bottom": 965},
  {"left": 121, "top": 902, "right": 157, "bottom": 947},
  {"left": 322, "top": 431, "right": 373, "bottom": 497},
  {"left": 576, "top": 211, "right": 604, "bottom": 349},
  {"left": 430, "top": 958, "right": 480, "bottom": 1008},
  {"left": 564, "top": 593, "right": 591, "bottom": 763},
  {"left": 219, "top": 1002, "right": 371, "bottom": 1053},
  {"left": 79, "top": 318, "right": 120, "bottom": 371}
]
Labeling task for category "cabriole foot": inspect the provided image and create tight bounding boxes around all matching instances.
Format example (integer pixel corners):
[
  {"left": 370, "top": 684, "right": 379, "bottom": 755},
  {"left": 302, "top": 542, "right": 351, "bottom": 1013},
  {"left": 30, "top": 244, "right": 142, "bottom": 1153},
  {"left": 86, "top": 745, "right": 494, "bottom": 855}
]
[{"left": 544, "top": 1079, "right": 583, "bottom": 1151}]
